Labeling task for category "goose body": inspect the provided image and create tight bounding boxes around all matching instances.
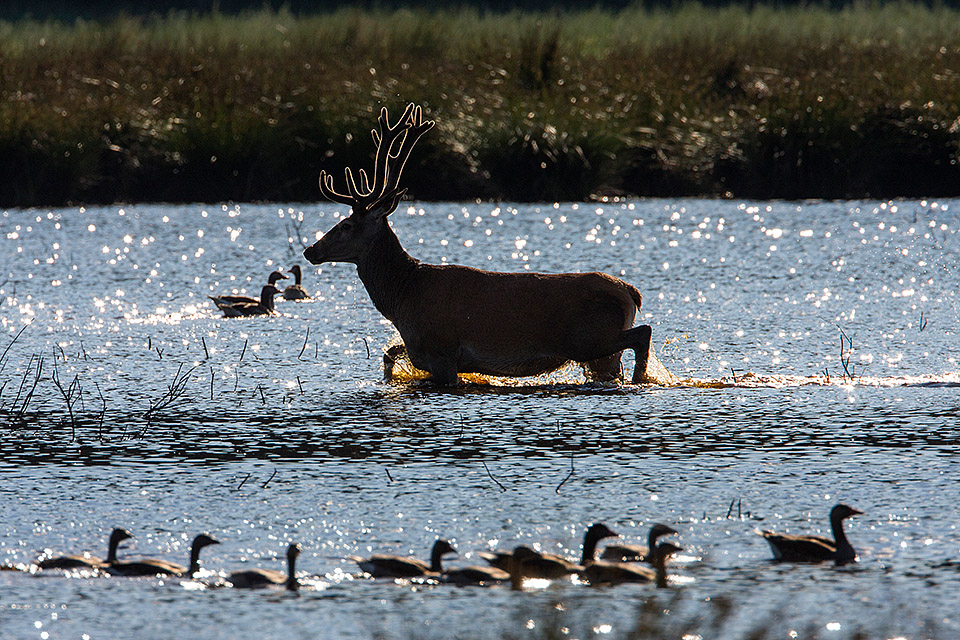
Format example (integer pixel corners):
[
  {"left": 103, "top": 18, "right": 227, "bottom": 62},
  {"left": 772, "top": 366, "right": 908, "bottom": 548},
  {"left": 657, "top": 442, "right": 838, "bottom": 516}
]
[
  {"left": 228, "top": 543, "right": 301, "bottom": 590},
  {"left": 110, "top": 533, "right": 219, "bottom": 577},
  {"left": 282, "top": 265, "right": 311, "bottom": 300},
  {"left": 479, "top": 523, "right": 618, "bottom": 580},
  {"left": 351, "top": 539, "right": 456, "bottom": 578},
  {"left": 211, "top": 285, "right": 282, "bottom": 317},
  {"left": 210, "top": 271, "right": 288, "bottom": 306},
  {"left": 583, "top": 541, "right": 682, "bottom": 586},
  {"left": 600, "top": 523, "right": 678, "bottom": 563},
  {"left": 760, "top": 503, "right": 862, "bottom": 565},
  {"left": 442, "top": 564, "right": 510, "bottom": 586},
  {"left": 37, "top": 528, "right": 132, "bottom": 570}
]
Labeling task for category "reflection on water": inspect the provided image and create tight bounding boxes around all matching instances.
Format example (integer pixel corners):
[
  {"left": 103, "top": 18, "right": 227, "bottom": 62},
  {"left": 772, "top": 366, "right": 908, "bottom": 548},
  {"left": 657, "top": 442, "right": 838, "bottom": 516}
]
[{"left": 1, "top": 199, "right": 959, "bottom": 639}]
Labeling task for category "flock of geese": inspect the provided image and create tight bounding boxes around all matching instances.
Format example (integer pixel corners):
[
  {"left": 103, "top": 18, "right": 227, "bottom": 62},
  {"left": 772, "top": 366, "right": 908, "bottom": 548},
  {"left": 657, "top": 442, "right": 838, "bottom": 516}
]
[
  {"left": 8, "top": 504, "right": 862, "bottom": 591},
  {"left": 209, "top": 265, "right": 311, "bottom": 317}
]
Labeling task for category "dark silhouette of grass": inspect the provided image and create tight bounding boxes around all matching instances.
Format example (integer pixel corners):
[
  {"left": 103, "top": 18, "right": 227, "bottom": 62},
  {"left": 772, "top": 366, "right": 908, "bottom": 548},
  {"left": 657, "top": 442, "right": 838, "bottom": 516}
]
[{"left": 1, "top": 4, "right": 959, "bottom": 207}]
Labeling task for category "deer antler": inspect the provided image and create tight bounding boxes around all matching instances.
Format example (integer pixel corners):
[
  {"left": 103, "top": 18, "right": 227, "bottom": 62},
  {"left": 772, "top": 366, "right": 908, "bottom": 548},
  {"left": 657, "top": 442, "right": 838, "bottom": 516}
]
[{"left": 318, "top": 103, "right": 434, "bottom": 214}]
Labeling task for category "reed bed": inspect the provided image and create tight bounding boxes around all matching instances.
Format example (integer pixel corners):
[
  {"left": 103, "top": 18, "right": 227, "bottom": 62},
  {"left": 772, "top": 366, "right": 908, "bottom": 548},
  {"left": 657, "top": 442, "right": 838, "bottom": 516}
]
[{"left": 1, "top": 4, "right": 959, "bottom": 206}]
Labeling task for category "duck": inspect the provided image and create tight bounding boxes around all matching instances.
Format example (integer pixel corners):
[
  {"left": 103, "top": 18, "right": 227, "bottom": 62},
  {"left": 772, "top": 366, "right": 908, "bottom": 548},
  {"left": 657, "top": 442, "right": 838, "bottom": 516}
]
[
  {"left": 210, "top": 271, "right": 288, "bottom": 306},
  {"left": 211, "top": 284, "right": 282, "bottom": 317},
  {"left": 479, "top": 523, "right": 619, "bottom": 580},
  {"left": 582, "top": 540, "right": 683, "bottom": 586},
  {"left": 37, "top": 527, "right": 133, "bottom": 570},
  {"left": 228, "top": 543, "right": 301, "bottom": 590},
  {"left": 282, "top": 265, "right": 311, "bottom": 301},
  {"left": 109, "top": 533, "right": 219, "bottom": 577},
  {"left": 600, "top": 523, "right": 679, "bottom": 563},
  {"left": 759, "top": 503, "right": 862, "bottom": 565},
  {"left": 350, "top": 539, "right": 457, "bottom": 579}
]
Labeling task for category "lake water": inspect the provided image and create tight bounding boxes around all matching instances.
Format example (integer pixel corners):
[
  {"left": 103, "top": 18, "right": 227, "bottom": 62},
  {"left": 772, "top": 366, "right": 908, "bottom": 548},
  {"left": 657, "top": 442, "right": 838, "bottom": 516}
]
[{"left": 1, "top": 198, "right": 958, "bottom": 639}]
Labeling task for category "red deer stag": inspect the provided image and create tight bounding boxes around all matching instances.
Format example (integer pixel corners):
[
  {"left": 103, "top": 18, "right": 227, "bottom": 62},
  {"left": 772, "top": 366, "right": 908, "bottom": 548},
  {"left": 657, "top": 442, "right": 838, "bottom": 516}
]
[{"left": 303, "top": 104, "right": 653, "bottom": 386}]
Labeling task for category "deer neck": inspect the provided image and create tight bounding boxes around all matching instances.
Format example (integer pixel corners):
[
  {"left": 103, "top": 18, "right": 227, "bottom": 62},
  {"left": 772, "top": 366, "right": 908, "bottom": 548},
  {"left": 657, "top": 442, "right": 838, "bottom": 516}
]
[{"left": 354, "top": 224, "right": 420, "bottom": 322}]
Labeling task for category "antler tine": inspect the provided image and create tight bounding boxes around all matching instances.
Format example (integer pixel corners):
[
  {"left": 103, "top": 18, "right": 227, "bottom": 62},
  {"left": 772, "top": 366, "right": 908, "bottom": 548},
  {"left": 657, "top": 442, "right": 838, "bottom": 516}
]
[
  {"left": 368, "top": 105, "right": 414, "bottom": 201},
  {"left": 318, "top": 170, "right": 357, "bottom": 207},
  {"left": 383, "top": 104, "right": 435, "bottom": 193}
]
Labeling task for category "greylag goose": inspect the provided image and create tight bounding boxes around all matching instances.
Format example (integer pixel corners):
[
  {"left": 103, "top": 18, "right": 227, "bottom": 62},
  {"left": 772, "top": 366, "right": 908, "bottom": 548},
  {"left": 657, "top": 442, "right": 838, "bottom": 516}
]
[
  {"left": 442, "top": 560, "right": 510, "bottom": 586},
  {"left": 582, "top": 540, "right": 682, "bottom": 586},
  {"left": 37, "top": 527, "right": 132, "bottom": 570},
  {"left": 212, "top": 284, "right": 282, "bottom": 317},
  {"left": 210, "top": 271, "right": 288, "bottom": 306},
  {"left": 760, "top": 503, "right": 862, "bottom": 565},
  {"left": 282, "top": 265, "right": 311, "bottom": 300},
  {"left": 350, "top": 539, "right": 457, "bottom": 579},
  {"left": 228, "top": 543, "right": 301, "bottom": 590},
  {"left": 109, "top": 533, "right": 219, "bottom": 577},
  {"left": 600, "top": 523, "right": 678, "bottom": 562},
  {"left": 479, "top": 523, "right": 619, "bottom": 579}
]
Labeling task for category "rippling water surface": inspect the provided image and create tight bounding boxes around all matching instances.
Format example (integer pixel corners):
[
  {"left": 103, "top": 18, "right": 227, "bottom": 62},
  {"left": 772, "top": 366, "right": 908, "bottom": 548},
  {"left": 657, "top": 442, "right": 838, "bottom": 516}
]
[{"left": 1, "top": 199, "right": 959, "bottom": 639}]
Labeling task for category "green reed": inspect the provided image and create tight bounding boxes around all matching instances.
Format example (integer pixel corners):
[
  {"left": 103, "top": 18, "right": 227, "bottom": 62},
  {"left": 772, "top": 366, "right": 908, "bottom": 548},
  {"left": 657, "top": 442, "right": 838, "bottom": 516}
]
[{"left": 1, "top": 4, "right": 958, "bottom": 206}]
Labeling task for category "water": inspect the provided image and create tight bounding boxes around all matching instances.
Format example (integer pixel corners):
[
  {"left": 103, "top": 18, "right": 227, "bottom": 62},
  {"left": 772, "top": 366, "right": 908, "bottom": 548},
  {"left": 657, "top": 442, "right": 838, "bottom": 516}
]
[{"left": 1, "top": 198, "right": 958, "bottom": 639}]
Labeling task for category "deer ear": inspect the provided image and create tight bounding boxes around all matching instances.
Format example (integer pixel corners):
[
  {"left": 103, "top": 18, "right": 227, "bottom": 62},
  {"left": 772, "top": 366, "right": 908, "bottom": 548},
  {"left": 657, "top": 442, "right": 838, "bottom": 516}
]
[{"left": 369, "top": 188, "right": 407, "bottom": 219}]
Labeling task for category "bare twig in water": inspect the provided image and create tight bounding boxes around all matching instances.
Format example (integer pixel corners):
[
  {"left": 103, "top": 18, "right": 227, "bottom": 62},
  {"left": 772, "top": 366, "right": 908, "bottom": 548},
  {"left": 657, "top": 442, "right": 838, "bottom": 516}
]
[
  {"left": 201, "top": 336, "right": 209, "bottom": 359},
  {"left": 0, "top": 323, "right": 30, "bottom": 375},
  {"left": 209, "top": 366, "right": 215, "bottom": 400},
  {"left": 155, "top": 347, "right": 164, "bottom": 360},
  {"left": 261, "top": 468, "right": 278, "bottom": 489},
  {"left": 94, "top": 381, "right": 106, "bottom": 442},
  {"left": 555, "top": 452, "right": 575, "bottom": 494},
  {"left": 482, "top": 460, "right": 507, "bottom": 492},
  {"left": 385, "top": 467, "right": 394, "bottom": 483},
  {"left": 298, "top": 328, "right": 310, "bottom": 360},
  {"left": 143, "top": 363, "right": 198, "bottom": 423},
  {"left": 236, "top": 473, "right": 251, "bottom": 491},
  {"left": 296, "top": 376, "right": 304, "bottom": 395},
  {"left": 919, "top": 311, "right": 928, "bottom": 332},
  {"left": 13, "top": 354, "right": 43, "bottom": 420},
  {"left": 254, "top": 384, "right": 266, "bottom": 405},
  {"left": 725, "top": 498, "right": 745, "bottom": 520},
  {"left": 730, "top": 368, "right": 739, "bottom": 384},
  {"left": 362, "top": 337, "right": 370, "bottom": 359},
  {"left": 837, "top": 326, "right": 856, "bottom": 383},
  {"left": 50, "top": 358, "right": 81, "bottom": 440},
  {"left": 284, "top": 211, "right": 310, "bottom": 255},
  {"left": 239, "top": 339, "right": 247, "bottom": 362}
]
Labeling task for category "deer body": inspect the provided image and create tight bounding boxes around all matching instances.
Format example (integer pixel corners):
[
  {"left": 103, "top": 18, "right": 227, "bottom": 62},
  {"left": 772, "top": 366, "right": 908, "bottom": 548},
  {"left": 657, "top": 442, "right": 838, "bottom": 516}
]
[{"left": 304, "top": 104, "right": 652, "bottom": 385}]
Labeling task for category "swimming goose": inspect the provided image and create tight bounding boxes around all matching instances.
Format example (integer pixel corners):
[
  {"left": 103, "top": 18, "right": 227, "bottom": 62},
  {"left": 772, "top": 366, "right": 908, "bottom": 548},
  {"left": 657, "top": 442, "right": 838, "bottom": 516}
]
[
  {"left": 600, "top": 523, "right": 679, "bottom": 562},
  {"left": 210, "top": 271, "right": 288, "bottom": 306},
  {"left": 351, "top": 539, "right": 457, "bottom": 579},
  {"left": 582, "top": 540, "right": 683, "bottom": 586},
  {"left": 211, "top": 284, "right": 282, "bottom": 317},
  {"left": 37, "top": 527, "right": 132, "bottom": 570},
  {"left": 228, "top": 543, "right": 301, "bottom": 590},
  {"left": 479, "top": 523, "right": 619, "bottom": 579},
  {"left": 442, "top": 560, "right": 510, "bottom": 586},
  {"left": 760, "top": 503, "right": 862, "bottom": 565},
  {"left": 282, "top": 265, "right": 311, "bottom": 301},
  {"left": 109, "top": 533, "right": 219, "bottom": 577}
]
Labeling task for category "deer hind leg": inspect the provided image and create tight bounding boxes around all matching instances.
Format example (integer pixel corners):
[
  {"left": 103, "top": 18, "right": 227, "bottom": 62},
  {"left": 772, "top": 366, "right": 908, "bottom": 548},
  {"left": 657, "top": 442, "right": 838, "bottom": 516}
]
[{"left": 622, "top": 325, "right": 653, "bottom": 383}]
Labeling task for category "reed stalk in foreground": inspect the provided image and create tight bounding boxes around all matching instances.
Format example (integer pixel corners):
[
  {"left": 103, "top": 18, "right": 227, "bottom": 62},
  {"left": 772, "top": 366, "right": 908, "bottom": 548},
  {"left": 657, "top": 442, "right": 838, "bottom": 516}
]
[{"left": 1, "top": 4, "right": 959, "bottom": 206}]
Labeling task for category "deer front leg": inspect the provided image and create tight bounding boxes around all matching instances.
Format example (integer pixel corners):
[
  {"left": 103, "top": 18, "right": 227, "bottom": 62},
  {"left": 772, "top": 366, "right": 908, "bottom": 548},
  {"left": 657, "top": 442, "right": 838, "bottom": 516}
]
[
  {"left": 383, "top": 343, "right": 407, "bottom": 381},
  {"left": 406, "top": 345, "right": 459, "bottom": 387}
]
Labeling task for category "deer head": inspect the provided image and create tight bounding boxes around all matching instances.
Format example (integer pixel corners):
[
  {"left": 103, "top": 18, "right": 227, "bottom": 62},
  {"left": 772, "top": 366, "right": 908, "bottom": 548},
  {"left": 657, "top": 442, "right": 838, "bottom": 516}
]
[{"left": 304, "top": 104, "right": 434, "bottom": 265}]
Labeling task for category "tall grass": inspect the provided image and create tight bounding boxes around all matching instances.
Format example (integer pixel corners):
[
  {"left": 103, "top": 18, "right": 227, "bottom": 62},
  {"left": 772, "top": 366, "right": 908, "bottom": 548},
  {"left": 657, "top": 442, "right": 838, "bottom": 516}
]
[{"left": 1, "top": 4, "right": 958, "bottom": 206}]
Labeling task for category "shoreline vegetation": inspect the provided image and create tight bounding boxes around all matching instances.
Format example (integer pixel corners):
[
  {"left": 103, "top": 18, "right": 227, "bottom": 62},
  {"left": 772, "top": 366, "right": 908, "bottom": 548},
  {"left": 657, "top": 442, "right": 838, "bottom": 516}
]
[{"left": 1, "top": 4, "right": 959, "bottom": 207}]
